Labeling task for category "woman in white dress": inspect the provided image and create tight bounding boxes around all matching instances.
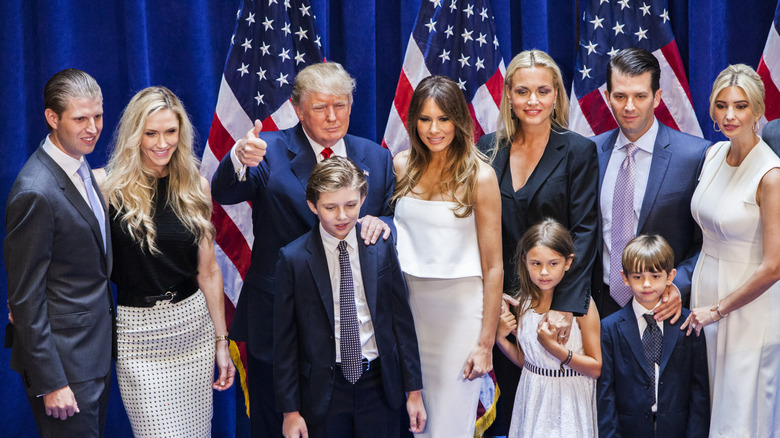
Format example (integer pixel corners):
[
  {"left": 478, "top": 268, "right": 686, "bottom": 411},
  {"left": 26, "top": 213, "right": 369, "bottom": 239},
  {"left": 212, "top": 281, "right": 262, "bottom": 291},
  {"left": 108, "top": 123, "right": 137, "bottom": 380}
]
[
  {"left": 683, "top": 64, "right": 780, "bottom": 437},
  {"left": 392, "top": 75, "right": 502, "bottom": 437}
]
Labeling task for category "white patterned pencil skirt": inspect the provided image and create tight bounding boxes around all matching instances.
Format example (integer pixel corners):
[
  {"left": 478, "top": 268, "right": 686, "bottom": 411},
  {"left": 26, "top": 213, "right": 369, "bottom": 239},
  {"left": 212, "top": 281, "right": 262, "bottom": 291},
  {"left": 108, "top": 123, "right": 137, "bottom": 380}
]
[{"left": 116, "top": 291, "right": 215, "bottom": 437}]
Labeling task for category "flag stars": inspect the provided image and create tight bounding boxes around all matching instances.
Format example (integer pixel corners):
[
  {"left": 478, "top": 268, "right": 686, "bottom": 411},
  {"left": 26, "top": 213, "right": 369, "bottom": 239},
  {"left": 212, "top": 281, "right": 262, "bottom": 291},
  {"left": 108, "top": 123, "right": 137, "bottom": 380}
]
[
  {"left": 260, "top": 41, "right": 271, "bottom": 56},
  {"left": 439, "top": 49, "right": 451, "bottom": 63},
  {"left": 425, "top": 18, "right": 437, "bottom": 33},
  {"left": 461, "top": 28, "right": 473, "bottom": 43},
  {"left": 268, "top": 0, "right": 278, "bottom": 5},
  {"left": 262, "top": 17, "right": 274, "bottom": 31},
  {"left": 314, "top": 35, "right": 322, "bottom": 48},
  {"left": 255, "top": 92, "right": 264, "bottom": 105},
  {"left": 590, "top": 15, "right": 604, "bottom": 30},
  {"left": 445, "top": 25, "right": 454, "bottom": 38},
  {"left": 295, "top": 51, "right": 306, "bottom": 64},
  {"left": 236, "top": 8, "right": 241, "bottom": 19},
  {"left": 231, "top": 34, "right": 235, "bottom": 45},
  {"left": 449, "top": 0, "right": 457, "bottom": 12},
  {"left": 282, "top": 22, "right": 291, "bottom": 36},
  {"left": 299, "top": 3, "right": 311, "bottom": 16},
  {"left": 276, "top": 72, "right": 289, "bottom": 86},
  {"left": 635, "top": 26, "right": 648, "bottom": 41},
  {"left": 584, "top": 40, "right": 598, "bottom": 55},
  {"left": 241, "top": 38, "right": 252, "bottom": 52},
  {"left": 600, "top": 0, "right": 609, "bottom": 3},
  {"left": 493, "top": 35, "right": 499, "bottom": 49},
  {"left": 464, "top": 4, "right": 474, "bottom": 18},
  {"left": 458, "top": 53, "right": 470, "bottom": 68},
  {"left": 579, "top": 65, "right": 592, "bottom": 79},
  {"left": 608, "top": 46, "right": 619, "bottom": 57},
  {"left": 246, "top": 13, "right": 255, "bottom": 25},
  {"left": 430, "top": 0, "right": 442, "bottom": 8},
  {"left": 237, "top": 63, "right": 249, "bottom": 76},
  {"left": 480, "top": 8, "right": 489, "bottom": 21},
  {"left": 613, "top": 21, "right": 625, "bottom": 35},
  {"left": 284, "top": 0, "right": 291, "bottom": 9},
  {"left": 618, "top": 0, "right": 630, "bottom": 10},
  {"left": 476, "top": 33, "right": 487, "bottom": 46},
  {"left": 640, "top": 3, "right": 651, "bottom": 15},
  {"left": 279, "top": 47, "right": 291, "bottom": 61},
  {"left": 660, "top": 9, "right": 670, "bottom": 23},
  {"left": 475, "top": 57, "right": 485, "bottom": 71},
  {"left": 457, "top": 78, "right": 467, "bottom": 90},
  {"left": 295, "top": 26, "right": 309, "bottom": 40},
  {"left": 257, "top": 67, "right": 267, "bottom": 80}
]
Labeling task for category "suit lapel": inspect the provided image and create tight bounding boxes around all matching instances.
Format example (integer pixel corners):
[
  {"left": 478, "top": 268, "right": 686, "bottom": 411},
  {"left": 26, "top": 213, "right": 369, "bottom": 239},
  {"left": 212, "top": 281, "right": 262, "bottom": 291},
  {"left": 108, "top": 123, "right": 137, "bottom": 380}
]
[
  {"left": 617, "top": 305, "right": 654, "bottom": 379},
  {"left": 659, "top": 317, "right": 681, "bottom": 375},
  {"left": 289, "top": 125, "right": 318, "bottom": 192},
  {"left": 638, "top": 124, "right": 671, "bottom": 233},
  {"left": 356, "top": 224, "right": 378, "bottom": 319},
  {"left": 36, "top": 148, "right": 108, "bottom": 264},
  {"left": 523, "top": 131, "right": 565, "bottom": 205},
  {"left": 597, "top": 129, "right": 620, "bottom": 187},
  {"left": 306, "top": 226, "right": 335, "bottom": 329}
]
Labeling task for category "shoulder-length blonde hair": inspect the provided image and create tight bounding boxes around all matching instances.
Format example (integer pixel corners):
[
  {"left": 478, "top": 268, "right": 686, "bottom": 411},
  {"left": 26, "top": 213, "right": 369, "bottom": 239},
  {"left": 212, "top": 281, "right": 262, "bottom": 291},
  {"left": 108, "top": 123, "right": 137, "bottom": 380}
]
[
  {"left": 391, "top": 75, "right": 485, "bottom": 217},
  {"left": 709, "top": 64, "right": 765, "bottom": 122},
  {"left": 493, "top": 50, "right": 569, "bottom": 155},
  {"left": 103, "top": 86, "right": 214, "bottom": 254}
]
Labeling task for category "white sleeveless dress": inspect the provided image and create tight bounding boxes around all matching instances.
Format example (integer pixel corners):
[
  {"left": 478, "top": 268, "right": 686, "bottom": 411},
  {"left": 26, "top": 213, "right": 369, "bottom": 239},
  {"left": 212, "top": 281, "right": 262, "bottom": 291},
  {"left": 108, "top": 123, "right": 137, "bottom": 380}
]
[
  {"left": 509, "top": 309, "right": 596, "bottom": 437},
  {"left": 691, "top": 139, "right": 780, "bottom": 437},
  {"left": 395, "top": 197, "right": 483, "bottom": 438}
]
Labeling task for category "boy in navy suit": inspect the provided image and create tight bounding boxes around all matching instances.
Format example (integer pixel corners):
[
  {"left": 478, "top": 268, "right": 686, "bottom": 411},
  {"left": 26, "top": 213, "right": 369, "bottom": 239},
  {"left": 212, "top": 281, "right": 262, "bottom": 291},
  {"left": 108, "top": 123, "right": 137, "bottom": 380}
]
[
  {"left": 273, "top": 156, "right": 425, "bottom": 438},
  {"left": 598, "top": 235, "right": 709, "bottom": 437}
]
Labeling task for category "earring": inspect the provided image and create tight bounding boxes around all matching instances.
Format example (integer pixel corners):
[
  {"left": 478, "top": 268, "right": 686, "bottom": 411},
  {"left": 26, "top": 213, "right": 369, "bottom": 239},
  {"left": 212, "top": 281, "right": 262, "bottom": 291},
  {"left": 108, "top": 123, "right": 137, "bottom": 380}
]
[
  {"left": 552, "top": 102, "right": 557, "bottom": 118},
  {"left": 713, "top": 120, "right": 721, "bottom": 133},
  {"left": 754, "top": 120, "right": 760, "bottom": 133}
]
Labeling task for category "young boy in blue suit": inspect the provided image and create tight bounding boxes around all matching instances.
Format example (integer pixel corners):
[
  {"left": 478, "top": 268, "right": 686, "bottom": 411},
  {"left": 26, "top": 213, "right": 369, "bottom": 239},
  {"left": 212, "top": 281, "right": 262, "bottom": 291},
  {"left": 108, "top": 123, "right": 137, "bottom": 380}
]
[
  {"left": 598, "top": 234, "right": 709, "bottom": 437},
  {"left": 273, "top": 156, "right": 426, "bottom": 438}
]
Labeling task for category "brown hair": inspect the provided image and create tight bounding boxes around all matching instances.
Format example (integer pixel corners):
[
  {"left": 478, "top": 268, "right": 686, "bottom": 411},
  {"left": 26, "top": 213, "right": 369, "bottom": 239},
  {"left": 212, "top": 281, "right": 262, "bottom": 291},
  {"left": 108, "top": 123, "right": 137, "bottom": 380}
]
[
  {"left": 43, "top": 68, "right": 102, "bottom": 131},
  {"left": 621, "top": 234, "right": 675, "bottom": 274},
  {"left": 306, "top": 156, "right": 368, "bottom": 204}
]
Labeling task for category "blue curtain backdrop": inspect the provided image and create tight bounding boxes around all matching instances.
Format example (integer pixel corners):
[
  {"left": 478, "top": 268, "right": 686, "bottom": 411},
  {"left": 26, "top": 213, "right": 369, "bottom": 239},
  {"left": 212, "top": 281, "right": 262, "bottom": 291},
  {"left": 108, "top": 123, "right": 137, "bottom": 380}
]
[{"left": 0, "top": 0, "right": 775, "bottom": 436}]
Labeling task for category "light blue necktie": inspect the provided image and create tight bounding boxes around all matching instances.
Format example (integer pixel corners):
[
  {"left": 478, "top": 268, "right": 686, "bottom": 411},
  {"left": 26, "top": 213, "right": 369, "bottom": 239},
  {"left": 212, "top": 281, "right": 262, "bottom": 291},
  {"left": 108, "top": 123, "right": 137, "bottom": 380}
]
[{"left": 76, "top": 161, "right": 107, "bottom": 253}]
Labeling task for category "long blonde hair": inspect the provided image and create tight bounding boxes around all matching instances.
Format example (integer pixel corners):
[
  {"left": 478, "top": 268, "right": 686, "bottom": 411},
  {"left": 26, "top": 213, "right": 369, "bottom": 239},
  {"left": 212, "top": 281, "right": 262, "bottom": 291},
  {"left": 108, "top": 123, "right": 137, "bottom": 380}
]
[
  {"left": 391, "top": 75, "right": 485, "bottom": 217},
  {"left": 104, "top": 86, "right": 214, "bottom": 254},
  {"left": 492, "top": 50, "right": 569, "bottom": 159}
]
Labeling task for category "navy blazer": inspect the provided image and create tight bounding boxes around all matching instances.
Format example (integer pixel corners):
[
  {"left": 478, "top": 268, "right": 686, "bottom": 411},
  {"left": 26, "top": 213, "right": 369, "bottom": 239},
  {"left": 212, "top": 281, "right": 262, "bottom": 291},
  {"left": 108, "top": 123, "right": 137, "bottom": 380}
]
[
  {"left": 211, "top": 124, "right": 395, "bottom": 361},
  {"left": 477, "top": 129, "right": 599, "bottom": 315},
  {"left": 272, "top": 224, "right": 422, "bottom": 425},
  {"left": 598, "top": 305, "right": 709, "bottom": 438},
  {"left": 763, "top": 119, "right": 780, "bottom": 156},
  {"left": 5, "top": 145, "right": 114, "bottom": 397},
  {"left": 593, "top": 122, "right": 710, "bottom": 309}
]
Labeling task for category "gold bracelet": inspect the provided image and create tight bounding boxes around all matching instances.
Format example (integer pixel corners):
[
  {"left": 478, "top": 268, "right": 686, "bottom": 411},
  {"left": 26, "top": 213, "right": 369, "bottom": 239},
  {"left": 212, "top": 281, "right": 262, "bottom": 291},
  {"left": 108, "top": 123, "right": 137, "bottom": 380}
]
[
  {"left": 710, "top": 301, "right": 726, "bottom": 322},
  {"left": 215, "top": 334, "right": 229, "bottom": 343}
]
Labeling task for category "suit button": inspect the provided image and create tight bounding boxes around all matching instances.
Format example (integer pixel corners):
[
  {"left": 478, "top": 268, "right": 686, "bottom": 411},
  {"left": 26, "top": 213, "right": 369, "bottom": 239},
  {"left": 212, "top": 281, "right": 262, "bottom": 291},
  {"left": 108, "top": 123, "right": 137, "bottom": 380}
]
[
  {"left": 109, "top": 307, "right": 113, "bottom": 315},
  {"left": 329, "top": 367, "right": 334, "bottom": 374}
]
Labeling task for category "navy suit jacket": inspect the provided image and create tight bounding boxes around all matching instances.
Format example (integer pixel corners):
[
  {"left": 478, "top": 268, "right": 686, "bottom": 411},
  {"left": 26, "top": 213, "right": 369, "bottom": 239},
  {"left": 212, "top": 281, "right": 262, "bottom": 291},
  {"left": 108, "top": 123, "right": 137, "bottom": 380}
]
[
  {"left": 477, "top": 129, "right": 599, "bottom": 315},
  {"left": 211, "top": 124, "right": 395, "bottom": 361},
  {"left": 593, "top": 122, "right": 710, "bottom": 310},
  {"left": 598, "top": 305, "right": 709, "bottom": 438},
  {"left": 762, "top": 119, "right": 780, "bottom": 156},
  {"left": 5, "top": 145, "right": 114, "bottom": 398},
  {"left": 272, "top": 224, "right": 422, "bottom": 425}
]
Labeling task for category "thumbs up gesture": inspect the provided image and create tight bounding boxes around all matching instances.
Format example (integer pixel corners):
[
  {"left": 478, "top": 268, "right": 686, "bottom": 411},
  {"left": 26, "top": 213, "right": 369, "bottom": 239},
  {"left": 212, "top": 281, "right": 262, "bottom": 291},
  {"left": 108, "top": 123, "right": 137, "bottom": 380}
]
[{"left": 236, "top": 120, "right": 267, "bottom": 167}]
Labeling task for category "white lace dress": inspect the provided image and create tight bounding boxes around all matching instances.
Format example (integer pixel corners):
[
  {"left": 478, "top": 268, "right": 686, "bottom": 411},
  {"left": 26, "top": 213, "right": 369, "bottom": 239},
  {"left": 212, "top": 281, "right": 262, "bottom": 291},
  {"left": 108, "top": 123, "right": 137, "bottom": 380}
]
[{"left": 508, "top": 309, "right": 597, "bottom": 438}]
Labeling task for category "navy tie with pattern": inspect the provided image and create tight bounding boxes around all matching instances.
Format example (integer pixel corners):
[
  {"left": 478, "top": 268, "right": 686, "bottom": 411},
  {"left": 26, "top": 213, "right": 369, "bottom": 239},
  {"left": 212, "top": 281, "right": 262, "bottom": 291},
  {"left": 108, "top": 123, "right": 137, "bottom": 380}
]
[
  {"left": 338, "top": 240, "right": 362, "bottom": 383},
  {"left": 642, "top": 313, "right": 662, "bottom": 405}
]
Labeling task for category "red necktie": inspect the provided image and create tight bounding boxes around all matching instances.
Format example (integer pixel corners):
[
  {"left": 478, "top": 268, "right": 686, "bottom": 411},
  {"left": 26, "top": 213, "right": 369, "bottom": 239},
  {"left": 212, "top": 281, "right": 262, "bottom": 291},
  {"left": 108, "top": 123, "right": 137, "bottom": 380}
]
[{"left": 321, "top": 147, "right": 334, "bottom": 159}]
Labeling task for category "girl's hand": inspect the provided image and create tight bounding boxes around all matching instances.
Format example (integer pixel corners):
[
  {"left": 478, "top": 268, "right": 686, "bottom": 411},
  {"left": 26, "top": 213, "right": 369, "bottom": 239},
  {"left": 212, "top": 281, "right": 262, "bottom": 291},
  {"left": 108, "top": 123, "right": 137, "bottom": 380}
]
[
  {"left": 213, "top": 340, "right": 236, "bottom": 390},
  {"left": 542, "top": 310, "right": 573, "bottom": 345},
  {"left": 496, "top": 306, "right": 518, "bottom": 339},
  {"left": 537, "top": 320, "right": 563, "bottom": 354}
]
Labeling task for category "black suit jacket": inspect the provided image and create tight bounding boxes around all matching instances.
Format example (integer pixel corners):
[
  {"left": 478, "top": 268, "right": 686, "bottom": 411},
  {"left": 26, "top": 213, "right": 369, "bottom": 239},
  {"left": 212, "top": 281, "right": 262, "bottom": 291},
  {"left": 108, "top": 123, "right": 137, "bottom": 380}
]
[
  {"left": 477, "top": 129, "right": 599, "bottom": 315},
  {"left": 592, "top": 123, "right": 710, "bottom": 311},
  {"left": 272, "top": 224, "right": 422, "bottom": 425},
  {"left": 211, "top": 124, "right": 395, "bottom": 362},
  {"left": 5, "top": 145, "right": 114, "bottom": 397},
  {"left": 598, "top": 306, "right": 709, "bottom": 437}
]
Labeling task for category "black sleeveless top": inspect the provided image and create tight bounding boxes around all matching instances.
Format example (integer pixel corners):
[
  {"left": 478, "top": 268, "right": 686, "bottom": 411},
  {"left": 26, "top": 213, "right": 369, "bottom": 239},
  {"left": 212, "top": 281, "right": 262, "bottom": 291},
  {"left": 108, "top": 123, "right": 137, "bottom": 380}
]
[{"left": 110, "top": 176, "right": 199, "bottom": 305}]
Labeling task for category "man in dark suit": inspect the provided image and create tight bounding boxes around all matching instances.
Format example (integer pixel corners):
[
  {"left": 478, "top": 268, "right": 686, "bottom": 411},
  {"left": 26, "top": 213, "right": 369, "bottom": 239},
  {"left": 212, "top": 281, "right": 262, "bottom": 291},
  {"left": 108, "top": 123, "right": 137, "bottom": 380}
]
[
  {"left": 5, "top": 69, "right": 113, "bottom": 437},
  {"left": 274, "top": 157, "right": 423, "bottom": 438},
  {"left": 763, "top": 118, "right": 780, "bottom": 155},
  {"left": 211, "top": 62, "right": 395, "bottom": 437},
  {"left": 599, "top": 234, "right": 709, "bottom": 437},
  {"left": 593, "top": 48, "right": 711, "bottom": 318}
]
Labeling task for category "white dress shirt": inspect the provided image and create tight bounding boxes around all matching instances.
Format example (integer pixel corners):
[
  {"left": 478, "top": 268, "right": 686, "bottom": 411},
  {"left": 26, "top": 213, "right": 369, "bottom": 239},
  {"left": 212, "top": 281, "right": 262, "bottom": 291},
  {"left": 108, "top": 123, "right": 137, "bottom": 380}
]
[
  {"left": 42, "top": 135, "right": 97, "bottom": 208},
  {"left": 229, "top": 127, "right": 346, "bottom": 180},
  {"left": 320, "top": 225, "right": 379, "bottom": 363},
  {"left": 632, "top": 297, "right": 663, "bottom": 413},
  {"left": 601, "top": 119, "right": 659, "bottom": 283}
]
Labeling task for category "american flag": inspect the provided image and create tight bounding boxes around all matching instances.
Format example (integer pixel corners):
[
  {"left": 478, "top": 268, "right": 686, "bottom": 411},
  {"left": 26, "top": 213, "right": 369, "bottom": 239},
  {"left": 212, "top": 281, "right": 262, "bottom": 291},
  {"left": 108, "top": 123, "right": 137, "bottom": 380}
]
[
  {"left": 382, "top": 0, "right": 506, "bottom": 155},
  {"left": 569, "top": 0, "right": 701, "bottom": 137},
  {"left": 758, "top": 1, "right": 780, "bottom": 124},
  {"left": 199, "top": 0, "right": 323, "bottom": 415}
]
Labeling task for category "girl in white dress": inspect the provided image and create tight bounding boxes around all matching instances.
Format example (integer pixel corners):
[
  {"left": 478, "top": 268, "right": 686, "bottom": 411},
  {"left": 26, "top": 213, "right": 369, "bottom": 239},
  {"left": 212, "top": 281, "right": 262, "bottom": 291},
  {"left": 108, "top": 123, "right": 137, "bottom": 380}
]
[
  {"left": 683, "top": 64, "right": 780, "bottom": 437},
  {"left": 393, "top": 75, "right": 502, "bottom": 437},
  {"left": 496, "top": 219, "right": 601, "bottom": 437}
]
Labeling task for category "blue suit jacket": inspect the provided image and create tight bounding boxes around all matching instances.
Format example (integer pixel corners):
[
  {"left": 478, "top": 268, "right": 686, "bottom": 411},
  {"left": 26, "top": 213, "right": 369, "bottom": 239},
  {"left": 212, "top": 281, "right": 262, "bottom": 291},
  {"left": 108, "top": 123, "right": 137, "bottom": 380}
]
[
  {"left": 211, "top": 124, "right": 395, "bottom": 361},
  {"left": 762, "top": 119, "right": 780, "bottom": 156},
  {"left": 272, "top": 224, "right": 422, "bottom": 424},
  {"left": 598, "top": 305, "right": 709, "bottom": 438},
  {"left": 593, "top": 123, "right": 710, "bottom": 310}
]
